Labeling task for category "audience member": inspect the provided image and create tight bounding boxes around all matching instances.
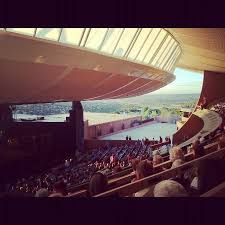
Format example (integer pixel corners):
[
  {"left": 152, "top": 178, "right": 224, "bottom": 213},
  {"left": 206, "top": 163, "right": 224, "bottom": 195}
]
[
  {"left": 169, "top": 146, "right": 185, "bottom": 163},
  {"left": 35, "top": 188, "right": 49, "bottom": 197},
  {"left": 135, "top": 160, "right": 153, "bottom": 180},
  {"left": 218, "top": 135, "right": 225, "bottom": 149},
  {"left": 170, "top": 159, "right": 187, "bottom": 187},
  {"left": 192, "top": 140, "right": 204, "bottom": 158},
  {"left": 200, "top": 96, "right": 208, "bottom": 110},
  {"left": 153, "top": 155, "right": 163, "bottom": 166},
  {"left": 89, "top": 172, "right": 108, "bottom": 197},
  {"left": 133, "top": 160, "right": 154, "bottom": 197},
  {"left": 49, "top": 181, "right": 68, "bottom": 197},
  {"left": 153, "top": 180, "right": 188, "bottom": 197}
]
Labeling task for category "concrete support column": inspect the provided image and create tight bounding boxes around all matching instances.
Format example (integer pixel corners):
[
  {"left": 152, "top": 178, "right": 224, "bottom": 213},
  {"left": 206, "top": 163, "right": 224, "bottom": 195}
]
[
  {"left": 69, "top": 101, "right": 84, "bottom": 153},
  {"left": 0, "top": 104, "right": 13, "bottom": 122}
]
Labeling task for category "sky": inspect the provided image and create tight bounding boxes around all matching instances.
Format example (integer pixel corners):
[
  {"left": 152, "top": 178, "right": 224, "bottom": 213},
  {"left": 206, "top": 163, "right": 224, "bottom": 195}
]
[{"left": 150, "top": 67, "right": 203, "bottom": 95}]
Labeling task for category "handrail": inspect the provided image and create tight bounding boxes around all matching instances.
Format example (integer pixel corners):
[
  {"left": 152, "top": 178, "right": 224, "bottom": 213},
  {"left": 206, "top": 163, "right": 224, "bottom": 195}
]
[
  {"left": 66, "top": 189, "right": 87, "bottom": 198},
  {"left": 95, "top": 146, "right": 225, "bottom": 197}
]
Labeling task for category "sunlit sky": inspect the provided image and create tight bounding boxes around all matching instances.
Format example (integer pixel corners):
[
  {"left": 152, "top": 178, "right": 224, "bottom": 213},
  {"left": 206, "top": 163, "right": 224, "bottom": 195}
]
[{"left": 150, "top": 67, "right": 203, "bottom": 95}]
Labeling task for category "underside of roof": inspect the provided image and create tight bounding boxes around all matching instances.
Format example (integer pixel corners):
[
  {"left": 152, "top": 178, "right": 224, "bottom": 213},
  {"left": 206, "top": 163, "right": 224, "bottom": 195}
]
[
  {"left": 0, "top": 30, "right": 176, "bottom": 104},
  {"left": 1, "top": 28, "right": 224, "bottom": 105},
  {"left": 167, "top": 28, "right": 225, "bottom": 73}
]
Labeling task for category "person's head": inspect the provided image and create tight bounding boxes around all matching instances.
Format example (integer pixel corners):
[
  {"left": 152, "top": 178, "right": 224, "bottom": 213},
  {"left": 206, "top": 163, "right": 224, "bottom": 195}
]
[
  {"left": 131, "top": 159, "right": 140, "bottom": 172},
  {"left": 136, "top": 160, "right": 153, "bottom": 180},
  {"left": 89, "top": 172, "right": 108, "bottom": 196},
  {"left": 171, "top": 159, "right": 185, "bottom": 169},
  {"left": 53, "top": 181, "right": 68, "bottom": 196},
  {"left": 153, "top": 155, "right": 163, "bottom": 166},
  {"left": 169, "top": 147, "right": 185, "bottom": 162},
  {"left": 153, "top": 180, "right": 188, "bottom": 197},
  {"left": 192, "top": 140, "right": 204, "bottom": 158},
  {"left": 35, "top": 188, "right": 49, "bottom": 197}
]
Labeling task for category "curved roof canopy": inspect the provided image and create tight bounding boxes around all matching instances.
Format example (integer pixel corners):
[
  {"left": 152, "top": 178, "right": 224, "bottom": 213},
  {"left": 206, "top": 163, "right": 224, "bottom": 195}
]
[{"left": 0, "top": 28, "right": 180, "bottom": 104}]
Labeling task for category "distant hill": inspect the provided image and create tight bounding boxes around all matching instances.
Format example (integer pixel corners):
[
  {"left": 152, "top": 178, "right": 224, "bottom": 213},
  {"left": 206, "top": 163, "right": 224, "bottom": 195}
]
[
  {"left": 81, "top": 93, "right": 200, "bottom": 110},
  {"left": 15, "top": 94, "right": 200, "bottom": 115}
]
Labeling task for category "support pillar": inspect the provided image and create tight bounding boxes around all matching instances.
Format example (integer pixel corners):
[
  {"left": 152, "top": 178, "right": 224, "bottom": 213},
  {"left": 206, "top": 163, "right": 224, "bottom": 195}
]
[
  {"left": 0, "top": 104, "right": 13, "bottom": 147},
  {"left": 69, "top": 101, "right": 84, "bottom": 153},
  {"left": 0, "top": 104, "right": 13, "bottom": 122}
]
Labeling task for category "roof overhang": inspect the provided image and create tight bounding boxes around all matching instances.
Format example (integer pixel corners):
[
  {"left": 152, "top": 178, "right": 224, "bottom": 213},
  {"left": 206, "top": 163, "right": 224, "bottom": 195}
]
[{"left": 0, "top": 31, "right": 175, "bottom": 104}]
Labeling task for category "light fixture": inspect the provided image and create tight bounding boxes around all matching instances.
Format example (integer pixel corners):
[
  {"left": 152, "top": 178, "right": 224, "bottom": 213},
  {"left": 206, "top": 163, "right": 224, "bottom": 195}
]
[
  {"left": 93, "top": 65, "right": 103, "bottom": 71},
  {"left": 35, "top": 56, "right": 45, "bottom": 63}
]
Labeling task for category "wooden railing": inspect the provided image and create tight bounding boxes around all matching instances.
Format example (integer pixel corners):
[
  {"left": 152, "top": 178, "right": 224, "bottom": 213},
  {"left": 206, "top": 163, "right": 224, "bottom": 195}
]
[
  {"left": 94, "top": 144, "right": 224, "bottom": 197},
  {"left": 66, "top": 189, "right": 87, "bottom": 198}
]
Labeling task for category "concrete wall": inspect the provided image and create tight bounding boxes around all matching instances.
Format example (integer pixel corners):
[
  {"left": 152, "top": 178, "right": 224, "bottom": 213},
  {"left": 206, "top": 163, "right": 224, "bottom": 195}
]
[
  {"left": 173, "top": 114, "right": 204, "bottom": 145},
  {"left": 155, "top": 115, "right": 180, "bottom": 124},
  {"left": 85, "top": 116, "right": 142, "bottom": 139}
]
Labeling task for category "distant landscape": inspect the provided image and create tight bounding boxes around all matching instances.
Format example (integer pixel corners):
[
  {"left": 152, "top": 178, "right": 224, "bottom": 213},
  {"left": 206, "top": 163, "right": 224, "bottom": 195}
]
[{"left": 15, "top": 94, "right": 199, "bottom": 120}]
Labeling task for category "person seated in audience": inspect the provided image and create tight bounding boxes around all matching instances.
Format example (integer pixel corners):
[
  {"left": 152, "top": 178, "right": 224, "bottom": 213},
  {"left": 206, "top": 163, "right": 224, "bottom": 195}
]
[
  {"left": 153, "top": 180, "right": 188, "bottom": 197},
  {"left": 200, "top": 96, "right": 208, "bottom": 110},
  {"left": 133, "top": 160, "right": 154, "bottom": 197},
  {"left": 49, "top": 181, "right": 68, "bottom": 197},
  {"left": 110, "top": 154, "right": 114, "bottom": 164},
  {"left": 89, "top": 172, "right": 108, "bottom": 197},
  {"left": 113, "top": 165, "right": 122, "bottom": 173},
  {"left": 35, "top": 188, "right": 49, "bottom": 197},
  {"left": 127, "top": 153, "right": 132, "bottom": 163},
  {"left": 131, "top": 159, "right": 140, "bottom": 176},
  {"left": 120, "top": 161, "right": 125, "bottom": 168},
  {"left": 153, "top": 155, "right": 163, "bottom": 166},
  {"left": 218, "top": 135, "right": 225, "bottom": 149},
  {"left": 64, "top": 159, "right": 70, "bottom": 168},
  {"left": 219, "top": 123, "right": 225, "bottom": 133},
  {"left": 192, "top": 140, "right": 204, "bottom": 158},
  {"left": 135, "top": 160, "right": 153, "bottom": 181},
  {"left": 170, "top": 159, "right": 188, "bottom": 188},
  {"left": 169, "top": 146, "right": 185, "bottom": 163},
  {"left": 199, "top": 136, "right": 205, "bottom": 143},
  {"left": 152, "top": 149, "right": 160, "bottom": 156}
]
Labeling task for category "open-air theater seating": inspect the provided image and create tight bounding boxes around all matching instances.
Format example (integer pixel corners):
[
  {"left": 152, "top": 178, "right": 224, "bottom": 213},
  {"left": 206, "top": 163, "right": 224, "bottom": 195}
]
[{"left": 66, "top": 137, "right": 221, "bottom": 197}]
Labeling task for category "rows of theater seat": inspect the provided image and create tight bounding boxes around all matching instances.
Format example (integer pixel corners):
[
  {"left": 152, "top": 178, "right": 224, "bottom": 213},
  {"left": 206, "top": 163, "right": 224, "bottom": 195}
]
[
  {"left": 39, "top": 127, "right": 225, "bottom": 197},
  {"left": 3, "top": 137, "right": 170, "bottom": 196},
  {"left": 210, "top": 101, "right": 225, "bottom": 121},
  {"left": 93, "top": 130, "right": 225, "bottom": 197}
]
